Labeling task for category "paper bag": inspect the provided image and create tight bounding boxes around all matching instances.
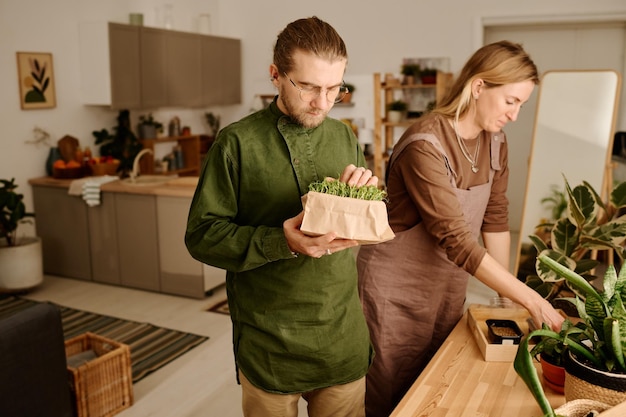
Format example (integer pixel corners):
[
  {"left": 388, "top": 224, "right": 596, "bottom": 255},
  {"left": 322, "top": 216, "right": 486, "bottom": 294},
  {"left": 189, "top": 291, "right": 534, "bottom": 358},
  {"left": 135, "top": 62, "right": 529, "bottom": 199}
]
[{"left": 300, "top": 191, "right": 395, "bottom": 245}]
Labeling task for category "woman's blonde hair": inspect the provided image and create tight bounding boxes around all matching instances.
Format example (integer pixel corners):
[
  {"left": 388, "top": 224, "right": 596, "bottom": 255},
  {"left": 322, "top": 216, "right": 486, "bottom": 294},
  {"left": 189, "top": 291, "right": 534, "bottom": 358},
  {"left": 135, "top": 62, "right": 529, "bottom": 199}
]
[{"left": 433, "top": 40, "right": 539, "bottom": 120}]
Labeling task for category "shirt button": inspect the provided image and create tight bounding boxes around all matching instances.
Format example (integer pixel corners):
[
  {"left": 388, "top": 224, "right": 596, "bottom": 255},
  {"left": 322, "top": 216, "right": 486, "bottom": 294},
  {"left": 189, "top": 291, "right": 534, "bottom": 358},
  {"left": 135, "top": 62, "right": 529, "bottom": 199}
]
[{"left": 293, "top": 158, "right": 300, "bottom": 165}]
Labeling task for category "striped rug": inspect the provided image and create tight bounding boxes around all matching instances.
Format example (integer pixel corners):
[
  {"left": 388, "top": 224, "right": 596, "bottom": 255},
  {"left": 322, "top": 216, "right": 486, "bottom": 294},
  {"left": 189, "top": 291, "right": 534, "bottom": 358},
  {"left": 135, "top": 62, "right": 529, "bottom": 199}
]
[{"left": 0, "top": 296, "right": 208, "bottom": 382}]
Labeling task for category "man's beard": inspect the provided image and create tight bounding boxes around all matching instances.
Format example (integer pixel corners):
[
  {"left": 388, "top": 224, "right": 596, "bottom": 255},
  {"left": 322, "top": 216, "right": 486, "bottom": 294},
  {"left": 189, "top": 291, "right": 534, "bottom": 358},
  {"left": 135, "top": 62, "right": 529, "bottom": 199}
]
[{"left": 279, "top": 91, "right": 329, "bottom": 129}]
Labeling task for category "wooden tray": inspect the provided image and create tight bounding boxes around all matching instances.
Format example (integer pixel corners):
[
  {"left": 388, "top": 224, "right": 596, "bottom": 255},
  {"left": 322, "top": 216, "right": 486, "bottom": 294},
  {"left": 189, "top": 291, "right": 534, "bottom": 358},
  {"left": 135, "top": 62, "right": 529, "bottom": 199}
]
[{"left": 467, "top": 304, "right": 532, "bottom": 362}]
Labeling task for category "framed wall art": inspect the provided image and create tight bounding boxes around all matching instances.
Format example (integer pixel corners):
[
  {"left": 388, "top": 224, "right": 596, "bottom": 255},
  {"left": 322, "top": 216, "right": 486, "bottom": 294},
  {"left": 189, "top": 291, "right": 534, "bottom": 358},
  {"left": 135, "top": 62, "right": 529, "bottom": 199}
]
[{"left": 16, "top": 52, "right": 56, "bottom": 110}]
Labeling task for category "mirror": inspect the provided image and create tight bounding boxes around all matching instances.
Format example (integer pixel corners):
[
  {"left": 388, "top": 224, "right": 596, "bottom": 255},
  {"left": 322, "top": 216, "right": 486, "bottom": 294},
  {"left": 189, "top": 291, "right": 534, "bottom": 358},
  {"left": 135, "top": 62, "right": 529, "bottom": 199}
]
[{"left": 514, "top": 70, "right": 621, "bottom": 279}]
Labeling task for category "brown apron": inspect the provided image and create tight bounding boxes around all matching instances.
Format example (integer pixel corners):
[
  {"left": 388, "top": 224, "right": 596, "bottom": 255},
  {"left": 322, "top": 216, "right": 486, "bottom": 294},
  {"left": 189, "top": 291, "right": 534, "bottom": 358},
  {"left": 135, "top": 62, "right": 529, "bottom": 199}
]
[{"left": 357, "top": 132, "right": 499, "bottom": 417}]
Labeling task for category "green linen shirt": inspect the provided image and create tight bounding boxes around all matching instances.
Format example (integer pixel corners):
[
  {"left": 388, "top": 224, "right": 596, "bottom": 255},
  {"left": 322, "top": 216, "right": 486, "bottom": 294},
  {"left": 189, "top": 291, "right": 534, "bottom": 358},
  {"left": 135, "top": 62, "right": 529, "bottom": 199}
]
[{"left": 185, "top": 100, "right": 373, "bottom": 393}]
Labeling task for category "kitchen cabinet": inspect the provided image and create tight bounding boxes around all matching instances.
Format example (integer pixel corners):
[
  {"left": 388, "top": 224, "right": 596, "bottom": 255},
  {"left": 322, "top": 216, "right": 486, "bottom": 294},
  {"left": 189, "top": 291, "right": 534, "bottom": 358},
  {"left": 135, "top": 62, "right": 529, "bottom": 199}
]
[
  {"left": 29, "top": 177, "right": 225, "bottom": 298},
  {"left": 79, "top": 22, "right": 142, "bottom": 108},
  {"left": 201, "top": 36, "right": 242, "bottom": 106},
  {"left": 114, "top": 193, "right": 161, "bottom": 292},
  {"left": 79, "top": 22, "right": 241, "bottom": 109},
  {"left": 88, "top": 191, "right": 121, "bottom": 285},
  {"left": 140, "top": 26, "right": 168, "bottom": 108},
  {"left": 157, "top": 196, "right": 224, "bottom": 298},
  {"left": 31, "top": 185, "right": 92, "bottom": 281},
  {"left": 372, "top": 71, "right": 453, "bottom": 181},
  {"left": 166, "top": 31, "right": 203, "bottom": 107}
]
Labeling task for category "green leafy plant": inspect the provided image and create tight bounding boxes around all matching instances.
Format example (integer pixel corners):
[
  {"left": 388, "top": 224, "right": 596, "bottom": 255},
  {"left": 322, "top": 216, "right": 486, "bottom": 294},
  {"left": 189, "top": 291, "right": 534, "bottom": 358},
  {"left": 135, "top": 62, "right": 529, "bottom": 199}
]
[
  {"left": 387, "top": 100, "right": 408, "bottom": 112},
  {"left": 204, "top": 112, "right": 221, "bottom": 137},
  {"left": 0, "top": 178, "right": 35, "bottom": 247},
  {"left": 93, "top": 110, "right": 142, "bottom": 177},
  {"left": 525, "top": 176, "right": 626, "bottom": 303},
  {"left": 138, "top": 113, "right": 164, "bottom": 131},
  {"left": 308, "top": 178, "right": 387, "bottom": 201},
  {"left": 400, "top": 63, "right": 421, "bottom": 78},
  {"left": 541, "top": 184, "right": 568, "bottom": 222},
  {"left": 514, "top": 254, "right": 626, "bottom": 417},
  {"left": 344, "top": 83, "right": 356, "bottom": 94}
]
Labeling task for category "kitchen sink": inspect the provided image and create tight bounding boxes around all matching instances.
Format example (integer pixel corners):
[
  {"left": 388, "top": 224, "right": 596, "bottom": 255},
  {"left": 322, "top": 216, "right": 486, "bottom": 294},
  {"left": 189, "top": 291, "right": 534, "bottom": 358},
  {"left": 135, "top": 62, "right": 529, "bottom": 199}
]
[{"left": 121, "top": 175, "right": 178, "bottom": 186}]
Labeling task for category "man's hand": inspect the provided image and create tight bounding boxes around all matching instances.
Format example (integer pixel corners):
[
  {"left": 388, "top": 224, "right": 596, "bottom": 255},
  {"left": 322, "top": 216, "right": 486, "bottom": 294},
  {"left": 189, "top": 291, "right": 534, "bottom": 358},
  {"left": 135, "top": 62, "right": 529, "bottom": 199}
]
[
  {"left": 283, "top": 212, "right": 359, "bottom": 258},
  {"left": 338, "top": 164, "right": 378, "bottom": 187}
]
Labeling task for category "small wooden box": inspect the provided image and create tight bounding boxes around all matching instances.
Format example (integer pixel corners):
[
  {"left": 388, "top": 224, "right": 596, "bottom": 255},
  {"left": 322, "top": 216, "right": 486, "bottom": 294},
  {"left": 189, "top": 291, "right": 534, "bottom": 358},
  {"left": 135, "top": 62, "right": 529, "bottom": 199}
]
[
  {"left": 65, "top": 332, "right": 133, "bottom": 417},
  {"left": 467, "top": 304, "right": 532, "bottom": 362}
]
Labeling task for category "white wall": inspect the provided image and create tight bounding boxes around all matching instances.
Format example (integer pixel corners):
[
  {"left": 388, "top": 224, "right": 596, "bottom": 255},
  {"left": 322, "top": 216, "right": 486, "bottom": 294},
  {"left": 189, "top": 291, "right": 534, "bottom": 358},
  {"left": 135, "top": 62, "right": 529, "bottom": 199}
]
[{"left": 2, "top": 0, "right": 625, "bottom": 239}]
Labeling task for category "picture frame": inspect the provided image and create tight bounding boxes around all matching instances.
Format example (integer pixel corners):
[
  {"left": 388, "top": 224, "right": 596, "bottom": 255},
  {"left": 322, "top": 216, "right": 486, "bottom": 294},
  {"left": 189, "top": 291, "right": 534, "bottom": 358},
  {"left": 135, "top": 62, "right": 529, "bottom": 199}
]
[{"left": 16, "top": 52, "right": 56, "bottom": 110}]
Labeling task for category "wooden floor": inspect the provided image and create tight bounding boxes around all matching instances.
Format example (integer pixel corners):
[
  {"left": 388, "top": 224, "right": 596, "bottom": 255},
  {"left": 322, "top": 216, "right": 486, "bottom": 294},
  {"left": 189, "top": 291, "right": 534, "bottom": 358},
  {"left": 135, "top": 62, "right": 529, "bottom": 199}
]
[{"left": 22, "top": 271, "right": 496, "bottom": 417}]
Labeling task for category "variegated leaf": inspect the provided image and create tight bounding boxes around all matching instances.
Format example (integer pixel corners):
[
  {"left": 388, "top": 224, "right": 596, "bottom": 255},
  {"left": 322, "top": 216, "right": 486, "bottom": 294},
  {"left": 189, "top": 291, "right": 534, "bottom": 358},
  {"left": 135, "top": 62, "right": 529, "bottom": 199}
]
[
  {"left": 610, "top": 181, "right": 626, "bottom": 209},
  {"left": 551, "top": 218, "right": 578, "bottom": 257},
  {"left": 567, "top": 183, "right": 597, "bottom": 228},
  {"left": 536, "top": 250, "right": 572, "bottom": 283}
]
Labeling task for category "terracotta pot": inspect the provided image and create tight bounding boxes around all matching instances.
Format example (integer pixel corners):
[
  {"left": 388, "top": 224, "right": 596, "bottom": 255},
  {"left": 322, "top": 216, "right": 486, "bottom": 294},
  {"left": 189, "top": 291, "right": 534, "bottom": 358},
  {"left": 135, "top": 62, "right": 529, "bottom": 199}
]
[
  {"left": 564, "top": 351, "right": 626, "bottom": 406},
  {"left": 540, "top": 353, "right": 565, "bottom": 394}
]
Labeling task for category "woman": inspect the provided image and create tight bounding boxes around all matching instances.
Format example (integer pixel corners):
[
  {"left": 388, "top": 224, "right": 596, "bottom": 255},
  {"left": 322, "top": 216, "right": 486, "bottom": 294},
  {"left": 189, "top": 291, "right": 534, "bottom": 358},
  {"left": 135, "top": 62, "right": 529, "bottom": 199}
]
[{"left": 357, "top": 41, "right": 565, "bottom": 417}]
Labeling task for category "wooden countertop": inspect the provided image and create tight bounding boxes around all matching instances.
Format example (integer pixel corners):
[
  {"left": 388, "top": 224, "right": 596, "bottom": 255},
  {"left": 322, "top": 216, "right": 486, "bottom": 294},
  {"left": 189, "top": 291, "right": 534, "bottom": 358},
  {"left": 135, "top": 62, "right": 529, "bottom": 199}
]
[
  {"left": 390, "top": 309, "right": 563, "bottom": 417},
  {"left": 390, "top": 309, "right": 626, "bottom": 416},
  {"left": 29, "top": 176, "right": 199, "bottom": 198}
]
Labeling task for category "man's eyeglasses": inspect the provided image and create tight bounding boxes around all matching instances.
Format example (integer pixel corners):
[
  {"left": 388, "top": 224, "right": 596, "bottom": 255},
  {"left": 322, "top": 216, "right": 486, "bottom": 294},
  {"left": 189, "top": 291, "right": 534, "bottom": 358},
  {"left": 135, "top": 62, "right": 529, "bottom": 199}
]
[{"left": 284, "top": 73, "right": 349, "bottom": 103}]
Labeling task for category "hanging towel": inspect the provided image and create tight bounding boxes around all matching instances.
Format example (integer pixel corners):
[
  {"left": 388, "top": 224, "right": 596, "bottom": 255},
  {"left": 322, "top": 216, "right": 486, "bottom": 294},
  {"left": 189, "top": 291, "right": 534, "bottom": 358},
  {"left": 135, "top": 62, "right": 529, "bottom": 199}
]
[{"left": 68, "top": 176, "right": 118, "bottom": 207}]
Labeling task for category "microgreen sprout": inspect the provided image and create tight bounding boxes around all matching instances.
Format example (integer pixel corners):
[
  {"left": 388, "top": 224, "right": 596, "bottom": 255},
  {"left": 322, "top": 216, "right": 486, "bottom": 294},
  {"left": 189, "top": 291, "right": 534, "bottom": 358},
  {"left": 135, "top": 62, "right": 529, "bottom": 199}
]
[{"left": 308, "top": 178, "right": 387, "bottom": 201}]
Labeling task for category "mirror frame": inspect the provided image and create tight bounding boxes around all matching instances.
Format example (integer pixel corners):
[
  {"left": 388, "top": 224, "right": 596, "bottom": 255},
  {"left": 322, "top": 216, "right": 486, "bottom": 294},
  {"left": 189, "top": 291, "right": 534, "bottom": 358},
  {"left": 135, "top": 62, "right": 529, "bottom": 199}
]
[{"left": 513, "top": 69, "right": 622, "bottom": 278}]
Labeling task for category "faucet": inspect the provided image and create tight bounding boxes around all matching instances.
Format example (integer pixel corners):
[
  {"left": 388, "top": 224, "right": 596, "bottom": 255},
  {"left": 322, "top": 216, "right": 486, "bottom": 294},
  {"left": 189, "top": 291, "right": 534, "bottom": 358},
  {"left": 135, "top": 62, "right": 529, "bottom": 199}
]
[{"left": 130, "top": 149, "right": 153, "bottom": 181}]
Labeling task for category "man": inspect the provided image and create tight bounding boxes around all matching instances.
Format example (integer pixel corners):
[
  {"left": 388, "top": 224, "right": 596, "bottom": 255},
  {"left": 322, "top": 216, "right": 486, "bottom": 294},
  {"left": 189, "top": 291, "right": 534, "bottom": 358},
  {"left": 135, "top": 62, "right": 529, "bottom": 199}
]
[{"left": 185, "top": 17, "right": 376, "bottom": 417}]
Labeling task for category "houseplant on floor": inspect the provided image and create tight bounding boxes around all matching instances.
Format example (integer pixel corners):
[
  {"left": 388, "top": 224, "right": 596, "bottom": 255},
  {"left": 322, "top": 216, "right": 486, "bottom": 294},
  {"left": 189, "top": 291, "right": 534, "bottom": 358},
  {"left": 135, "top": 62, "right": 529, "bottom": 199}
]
[
  {"left": 523, "top": 176, "right": 626, "bottom": 314},
  {"left": 514, "top": 254, "right": 626, "bottom": 416},
  {"left": 0, "top": 178, "right": 43, "bottom": 292}
]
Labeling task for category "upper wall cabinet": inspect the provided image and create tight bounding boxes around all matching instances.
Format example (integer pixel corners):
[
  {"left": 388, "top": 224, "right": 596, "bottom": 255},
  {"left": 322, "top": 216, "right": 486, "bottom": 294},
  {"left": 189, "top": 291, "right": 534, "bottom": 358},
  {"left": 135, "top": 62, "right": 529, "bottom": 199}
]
[{"left": 79, "top": 22, "right": 241, "bottom": 109}]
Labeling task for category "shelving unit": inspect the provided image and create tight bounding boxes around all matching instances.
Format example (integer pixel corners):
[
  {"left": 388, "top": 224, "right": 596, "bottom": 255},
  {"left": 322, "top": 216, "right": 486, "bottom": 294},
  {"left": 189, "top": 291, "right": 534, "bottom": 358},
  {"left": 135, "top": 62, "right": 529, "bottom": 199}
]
[
  {"left": 372, "top": 71, "right": 453, "bottom": 181},
  {"left": 138, "top": 134, "right": 214, "bottom": 176}
]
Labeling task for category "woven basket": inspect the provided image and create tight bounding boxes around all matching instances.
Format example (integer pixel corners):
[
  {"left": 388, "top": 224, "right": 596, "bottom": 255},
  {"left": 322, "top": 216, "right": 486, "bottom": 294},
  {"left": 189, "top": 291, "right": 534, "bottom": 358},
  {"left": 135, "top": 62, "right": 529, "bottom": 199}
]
[
  {"left": 65, "top": 332, "right": 133, "bottom": 417},
  {"left": 564, "top": 352, "right": 626, "bottom": 407},
  {"left": 554, "top": 399, "right": 612, "bottom": 417}
]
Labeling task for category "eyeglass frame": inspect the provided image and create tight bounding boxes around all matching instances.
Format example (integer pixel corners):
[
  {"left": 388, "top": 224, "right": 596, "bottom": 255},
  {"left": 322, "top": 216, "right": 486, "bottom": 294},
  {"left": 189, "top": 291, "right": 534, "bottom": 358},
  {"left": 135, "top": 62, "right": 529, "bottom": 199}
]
[{"left": 283, "top": 72, "right": 349, "bottom": 104}]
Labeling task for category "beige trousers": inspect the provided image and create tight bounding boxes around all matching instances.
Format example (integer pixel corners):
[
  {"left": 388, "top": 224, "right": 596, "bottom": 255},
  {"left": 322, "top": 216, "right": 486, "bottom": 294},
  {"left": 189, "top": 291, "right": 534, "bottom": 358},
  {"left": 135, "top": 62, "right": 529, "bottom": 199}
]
[{"left": 239, "top": 371, "right": 365, "bottom": 417}]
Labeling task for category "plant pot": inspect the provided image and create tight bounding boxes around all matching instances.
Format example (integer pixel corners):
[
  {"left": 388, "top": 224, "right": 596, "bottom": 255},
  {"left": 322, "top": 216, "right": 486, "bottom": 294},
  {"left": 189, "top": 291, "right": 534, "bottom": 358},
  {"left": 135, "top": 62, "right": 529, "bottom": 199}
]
[
  {"left": 387, "top": 110, "right": 404, "bottom": 124},
  {"left": 564, "top": 351, "right": 626, "bottom": 406},
  {"left": 540, "top": 353, "right": 565, "bottom": 394},
  {"left": 139, "top": 124, "right": 157, "bottom": 139},
  {"left": 0, "top": 236, "right": 43, "bottom": 292}
]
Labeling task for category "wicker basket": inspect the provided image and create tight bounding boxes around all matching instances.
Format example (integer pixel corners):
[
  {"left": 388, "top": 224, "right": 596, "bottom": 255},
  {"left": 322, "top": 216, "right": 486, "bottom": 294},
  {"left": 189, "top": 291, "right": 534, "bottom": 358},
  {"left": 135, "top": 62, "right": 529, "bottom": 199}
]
[{"left": 65, "top": 332, "right": 133, "bottom": 417}]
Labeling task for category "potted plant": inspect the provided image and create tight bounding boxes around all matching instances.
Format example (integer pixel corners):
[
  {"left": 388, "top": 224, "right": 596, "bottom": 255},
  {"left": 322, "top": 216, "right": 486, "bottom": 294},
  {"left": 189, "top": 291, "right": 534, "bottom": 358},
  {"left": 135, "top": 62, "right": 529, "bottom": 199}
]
[
  {"left": 400, "top": 63, "right": 421, "bottom": 85},
  {"left": 387, "top": 100, "right": 408, "bottom": 123},
  {"left": 420, "top": 68, "right": 437, "bottom": 84},
  {"left": 137, "top": 113, "right": 163, "bottom": 139},
  {"left": 0, "top": 178, "right": 43, "bottom": 291},
  {"left": 204, "top": 112, "right": 221, "bottom": 139},
  {"left": 523, "top": 176, "right": 626, "bottom": 314},
  {"left": 93, "top": 110, "right": 143, "bottom": 177},
  {"left": 514, "top": 254, "right": 626, "bottom": 415}
]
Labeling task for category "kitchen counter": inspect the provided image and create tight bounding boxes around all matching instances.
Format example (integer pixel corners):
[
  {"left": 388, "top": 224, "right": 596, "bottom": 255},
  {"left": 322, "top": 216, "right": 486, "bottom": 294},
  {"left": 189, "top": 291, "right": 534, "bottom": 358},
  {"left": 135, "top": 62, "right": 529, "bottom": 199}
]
[
  {"left": 390, "top": 309, "right": 562, "bottom": 417},
  {"left": 28, "top": 175, "right": 224, "bottom": 298},
  {"left": 390, "top": 309, "right": 626, "bottom": 416},
  {"left": 29, "top": 175, "right": 199, "bottom": 198}
]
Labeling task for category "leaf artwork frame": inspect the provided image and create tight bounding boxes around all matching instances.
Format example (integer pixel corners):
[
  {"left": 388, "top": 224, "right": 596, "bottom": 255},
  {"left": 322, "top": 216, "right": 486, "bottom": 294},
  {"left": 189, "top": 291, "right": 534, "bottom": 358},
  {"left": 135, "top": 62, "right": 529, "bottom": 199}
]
[{"left": 16, "top": 52, "right": 56, "bottom": 110}]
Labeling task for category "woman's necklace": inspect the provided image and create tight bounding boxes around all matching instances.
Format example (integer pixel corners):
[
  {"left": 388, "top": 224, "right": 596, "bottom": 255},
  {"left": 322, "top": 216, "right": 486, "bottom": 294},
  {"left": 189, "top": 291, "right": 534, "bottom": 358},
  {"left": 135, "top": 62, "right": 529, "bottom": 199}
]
[{"left": 453, "top": 120, "right": 480, "bottom": 173}]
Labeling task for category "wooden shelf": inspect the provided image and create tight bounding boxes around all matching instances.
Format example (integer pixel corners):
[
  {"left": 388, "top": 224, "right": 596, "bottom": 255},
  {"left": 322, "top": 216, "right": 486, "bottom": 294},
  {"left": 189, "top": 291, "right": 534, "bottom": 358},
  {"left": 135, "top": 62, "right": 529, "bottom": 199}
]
[
  {"left": 138, "top": 134, "right": 214, "bottom": 176},
  {"left": 372, "top": 72, "right": 453, "bottom": 182}
]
